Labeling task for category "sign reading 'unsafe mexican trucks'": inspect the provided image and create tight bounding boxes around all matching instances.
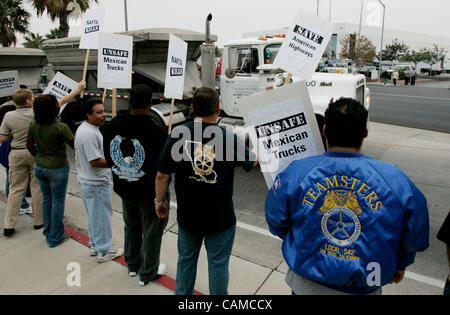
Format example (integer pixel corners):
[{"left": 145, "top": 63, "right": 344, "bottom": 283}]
[
  {"left": 273, "top": 9, "right": 332, "bottom": 80},
  {"left": 97, "top": 33, "right": 133, "bottom": 89},
  {"left": 239, "top": 81, "right": 325, "bottom": 188}
]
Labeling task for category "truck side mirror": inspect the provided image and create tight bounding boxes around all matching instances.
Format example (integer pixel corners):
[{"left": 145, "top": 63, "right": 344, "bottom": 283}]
[{"left": 225, "top": 47, "right": 238, "bottom": 78}]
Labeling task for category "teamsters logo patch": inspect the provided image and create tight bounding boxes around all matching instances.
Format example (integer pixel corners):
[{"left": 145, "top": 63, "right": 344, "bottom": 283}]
[{"left": 319, "top": 190, "right": 362, "bottom": 246}]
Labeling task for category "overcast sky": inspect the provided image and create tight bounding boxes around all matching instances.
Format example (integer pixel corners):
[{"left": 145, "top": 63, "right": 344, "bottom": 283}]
[{"left": 18, "top": 0, "right": 450, "bottom": 47}]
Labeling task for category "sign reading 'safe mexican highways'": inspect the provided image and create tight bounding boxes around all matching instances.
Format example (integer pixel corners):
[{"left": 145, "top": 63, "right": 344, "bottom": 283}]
[{"left": 273, "top": 9, "right": 332, "bottom": 80}]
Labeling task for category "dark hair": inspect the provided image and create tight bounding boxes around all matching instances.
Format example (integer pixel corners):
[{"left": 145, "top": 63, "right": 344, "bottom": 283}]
[
  {"left": 129, "top": 84, "right": 152, "bottom": 110},
  {"left": 192, "top": 87, "right": 219, "bottom": 117},
  {"left": 324, "top": 97, "right": 368, "bottom": 149},
  {"left": 33, "top": 94, "right": 59, "bottom": 124},
  {"left": 83, "top": 98, "right": 103, "bottom": 115}
]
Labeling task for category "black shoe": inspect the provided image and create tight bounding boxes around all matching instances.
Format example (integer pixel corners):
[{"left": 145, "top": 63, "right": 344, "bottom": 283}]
[
  {"left": 444, "top": 277, "right": 450, "bottom": 296},
  {"left": 34, "top": 224, "right": 44, "bottom": 230},
  {"left": 3, "top": 228, "right": 15, "bottom": 237}
]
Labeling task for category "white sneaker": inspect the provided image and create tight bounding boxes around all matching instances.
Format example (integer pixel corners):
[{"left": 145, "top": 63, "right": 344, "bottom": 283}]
[
  {"left": 138, "top": 263, "right": 166, "bottom": 286},
  {"left": 157, "top": 263, "right": 166, "bottom": 276},
  {"left": 19, "top": 205, "right": 33, "bottom": 215},
  {"left": 90, "top": 247, "right": 98, "bottom": 257},
  {"left": 97, "top": 248, "right": 124, "bottom": 263},
  {"left": 129, "top": 271, "right": 137, "bottom": 277}
]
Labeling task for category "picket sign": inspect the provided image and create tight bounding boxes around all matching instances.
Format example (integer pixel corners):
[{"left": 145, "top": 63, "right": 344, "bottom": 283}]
[
  {"left": 238, "top": 81, "right": 324, "bottom": 188},
  {"left": 0, "top": 70, "right": 19, "bottom": 98},
  {"left": 80, "top": 49, "right": 90, "bottom": 98},
  {"left": 97, "top": 33, "right": 133, "bottom": 118},
  {"left": 164, "top": 34, "right": 188, "bottom": 133},
  {"left": 79, "top": 10, "right": 104, "bottom": 99},
  {"left": 112, "top": 88, "right": 117, "bottom": 117},
  {"left": 273, "top": 9, "right": 332, "bottom": 80}
]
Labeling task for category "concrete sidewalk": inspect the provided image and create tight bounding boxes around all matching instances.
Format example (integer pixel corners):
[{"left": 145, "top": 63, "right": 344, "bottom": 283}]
[{"left": 0, "top": 121, "right": 448, "bottom": 295}]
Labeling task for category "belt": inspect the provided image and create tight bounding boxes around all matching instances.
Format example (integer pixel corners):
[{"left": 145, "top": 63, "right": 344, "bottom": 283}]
[{"left": 11, "top": 147, "right": 26, "bottom": 150}]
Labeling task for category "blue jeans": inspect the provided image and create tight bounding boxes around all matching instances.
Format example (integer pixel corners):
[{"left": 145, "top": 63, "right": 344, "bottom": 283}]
[
  {"left": 34, "top": 164, "right": 69, "bottom": 248},
  {"left": 5, "top": 168, "right": 30, "bottom": 209},
  {"left": 80, "top": 183, "right": 112, "bottom": 255},
  {"left": 175, "top": 225, "right": 236, "bottom": 295}
]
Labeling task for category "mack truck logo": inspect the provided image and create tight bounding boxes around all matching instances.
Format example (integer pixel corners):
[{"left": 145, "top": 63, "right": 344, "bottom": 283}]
[
  {"left": 103, "top": 48, "right": 129, "bottom": 58},
  {"left": 293, "top": 25, "right": 324, "bottom": 44},
  {"left": 53, "top": 81, "right": 72, "bottom": 93}
]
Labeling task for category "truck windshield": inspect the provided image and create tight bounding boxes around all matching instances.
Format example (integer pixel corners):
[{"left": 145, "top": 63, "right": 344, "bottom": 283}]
[{"left": 264, "top": 44, "right": 281, "bottom": 64}]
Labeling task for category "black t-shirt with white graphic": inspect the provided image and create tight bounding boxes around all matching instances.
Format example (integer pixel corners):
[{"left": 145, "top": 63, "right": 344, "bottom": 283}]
[
  {"left": 158, "top": 121, "right": 254, "bottom": 236},
  {"left": 103, "top": 110, "right": 168, "bottom": 200}
]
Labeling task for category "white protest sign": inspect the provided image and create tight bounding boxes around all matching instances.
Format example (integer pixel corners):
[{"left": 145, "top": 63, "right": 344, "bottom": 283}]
[
  {"left": 43, "top": 72, "right": 78, "bottom": 100},
  {"left": 79, "top": 10, "right": 104, "bottom": 49},
  {"left": 43, "top": 72, "right": 79, "bottom": 115},
  {"left": 0, "top": 71, "right": 19, "bottom": 98},
  {"left": 239, "top": 81, "right": 325, "bottom": 188},
  {"left": 273, "top": 9, "right": 332, "bottom": 80},
  {"left": 97, "top": 33, "right": 133, "bottom": 89},
  {"left": 164, "top": 34, "right": 188, "bottom": 100}
]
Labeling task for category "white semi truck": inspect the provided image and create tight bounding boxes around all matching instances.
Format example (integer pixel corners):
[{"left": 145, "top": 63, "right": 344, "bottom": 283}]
[{"left": 40, "top": 23, "right": 370, "bottom": 139}]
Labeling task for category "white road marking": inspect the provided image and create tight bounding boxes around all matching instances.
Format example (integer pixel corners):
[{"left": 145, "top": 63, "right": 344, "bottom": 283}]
[
  {"left": 371, "top": 93, "right": 450, "bottom": 101},
  {"left": 404, "top": 271, "right": 445, "bottom": 289},
  {"left": 170, "top": 201, "right": 445, "bottom": 289}
]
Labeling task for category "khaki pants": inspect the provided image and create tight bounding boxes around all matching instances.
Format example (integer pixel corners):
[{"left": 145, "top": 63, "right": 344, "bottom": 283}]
[{"left": 4, "top": 149, "right": 43, "bottom": 229}]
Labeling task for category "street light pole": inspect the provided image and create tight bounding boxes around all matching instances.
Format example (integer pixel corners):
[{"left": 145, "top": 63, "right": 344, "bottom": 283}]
[
  {"left": 124, "top": 0, "right": 129, "bottom": 31},
  {"left": 327, "top": 0, "right": 333, "bottom": 59},
  {"left": 378, "top": 0, "right": 385, "bottom": 79},
  {"left": 317, "top": 0, "right": 320, "bottom": 16}
]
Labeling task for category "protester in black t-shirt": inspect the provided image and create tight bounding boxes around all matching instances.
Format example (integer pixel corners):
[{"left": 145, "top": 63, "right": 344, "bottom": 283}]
[
  {"left": 103, "top": 84, "right": 168, "bottom": 286},
  {"left": 155, "top": 86, "right": 256, "bottom": 295},
  {"left": 437, "top": 211, "right": 450, "bottom": 295}
]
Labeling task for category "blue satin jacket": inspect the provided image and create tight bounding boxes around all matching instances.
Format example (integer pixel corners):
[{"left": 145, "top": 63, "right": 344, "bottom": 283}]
[{"left": 265, "top": 151, "right": 429, "bottom": 293}]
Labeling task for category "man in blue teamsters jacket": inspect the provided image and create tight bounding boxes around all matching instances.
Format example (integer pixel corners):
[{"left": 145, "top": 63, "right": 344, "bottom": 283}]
[{"left": 265, "top": 97, "right": 429, "bottom": 295}]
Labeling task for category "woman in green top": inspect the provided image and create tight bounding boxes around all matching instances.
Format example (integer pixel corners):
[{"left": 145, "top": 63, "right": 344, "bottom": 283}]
[{"left": 27, "top": 82, "right": 84, "bottom": 248}]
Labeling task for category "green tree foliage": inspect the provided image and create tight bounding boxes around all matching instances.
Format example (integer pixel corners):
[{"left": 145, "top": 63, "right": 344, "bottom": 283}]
[
  {"left": 0, "top": 0, "right": 31, "bottom": 47},
  {"left": 401, "top": 44, "right": 448, "bottom": 67},
  {"left": 23, "top": 31, "right": 44, "bottom": 48},
  {"left": 46, "top": 27, "right": 62, "bottom": 39},
  {"left": 339, "top": 34, "right": 377, "bottom": 65},
  {"left": 29, "top": 0, "right": 98, "bottom": 38},
  {"left": 381, "top": 38, "right": 409, "bottom": 61}
]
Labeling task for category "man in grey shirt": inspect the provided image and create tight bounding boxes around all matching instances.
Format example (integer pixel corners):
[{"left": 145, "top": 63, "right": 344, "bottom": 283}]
[{"left": 75, "top": 98, "right": 123, "bottom": 262}]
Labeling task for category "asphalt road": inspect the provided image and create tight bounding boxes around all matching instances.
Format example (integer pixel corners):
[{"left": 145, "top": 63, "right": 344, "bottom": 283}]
[{"left": 368, "top": 83, "right": 450, "bottom": 133}]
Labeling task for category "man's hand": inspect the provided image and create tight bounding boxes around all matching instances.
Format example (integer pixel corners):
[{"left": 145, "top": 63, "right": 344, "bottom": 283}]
[
  {"left": 156, "top": 201, "right": 169, "bottom": 219},
  {"left": 390, "top": 270, "right": 405, "bottom": 284},
  {"left": 77, "top": 80, "right": 86, "bottom": 92}
]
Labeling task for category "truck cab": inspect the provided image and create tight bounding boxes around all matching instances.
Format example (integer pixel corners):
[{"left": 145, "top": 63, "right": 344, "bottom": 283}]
[{"left": 219, "top": 36, "right": 370, "bottom": 120}]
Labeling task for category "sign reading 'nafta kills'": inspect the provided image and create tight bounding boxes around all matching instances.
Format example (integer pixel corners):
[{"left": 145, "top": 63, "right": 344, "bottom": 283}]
[
  {"left": 79, "top": 10, "right": 104, "bottom": 49},
  {"left": 164, "top": 34, "right": 188, "bottom": 100},
  {"left": 273, "top": 9, "right": 332, "bottom": 80}
]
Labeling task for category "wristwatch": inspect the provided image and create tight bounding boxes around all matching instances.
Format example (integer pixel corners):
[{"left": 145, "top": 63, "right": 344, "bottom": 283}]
[{"left": 154, "top": 198, "right": 166, "bottom": 205}]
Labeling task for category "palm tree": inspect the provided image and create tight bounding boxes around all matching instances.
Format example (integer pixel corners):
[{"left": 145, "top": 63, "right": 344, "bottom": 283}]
[
  {"left": 30, "top": 0, "right": 99, "bottom": 38},
  {"left": 0, "top": 0, "right": 31, "bottom": 47},
  {"left": 46, "top": 27, "right": 62, "bottom": 39},
  {"left": 23, "top": 31, "right": 44, "bottom": 48}
]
